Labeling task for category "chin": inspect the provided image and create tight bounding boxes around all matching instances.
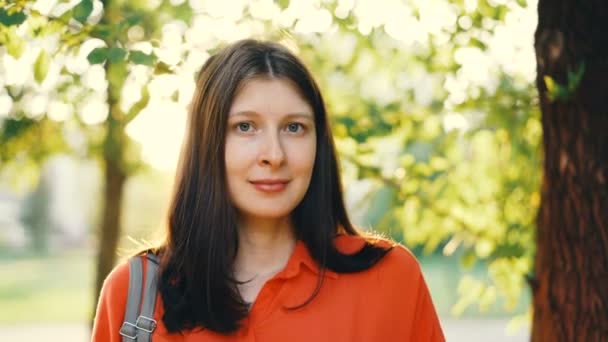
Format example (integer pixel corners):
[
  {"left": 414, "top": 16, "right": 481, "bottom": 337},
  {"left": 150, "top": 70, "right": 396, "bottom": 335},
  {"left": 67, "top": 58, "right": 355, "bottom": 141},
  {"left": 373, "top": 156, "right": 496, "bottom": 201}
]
[{"left": 237, "top": 205, "right": 295, "bottom": 220}]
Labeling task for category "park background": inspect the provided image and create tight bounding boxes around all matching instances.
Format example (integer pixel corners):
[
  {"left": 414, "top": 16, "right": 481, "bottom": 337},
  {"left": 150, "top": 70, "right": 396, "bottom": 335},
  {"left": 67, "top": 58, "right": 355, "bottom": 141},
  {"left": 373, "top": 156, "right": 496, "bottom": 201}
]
[{"left": 1, "top": 0, "right": 547, "bottom": 340}]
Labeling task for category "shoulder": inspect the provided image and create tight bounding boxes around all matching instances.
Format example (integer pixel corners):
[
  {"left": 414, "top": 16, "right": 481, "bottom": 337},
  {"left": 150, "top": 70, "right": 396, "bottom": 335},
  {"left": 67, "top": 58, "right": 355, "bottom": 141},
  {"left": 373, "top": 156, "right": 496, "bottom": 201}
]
[
  {"left": 92, "top": 257, "right": 134, "bottom": 341},
  {"left": 101, "top": 258, "right": 132, "bottom": 300},
  {"left": 335, "top": 233, "right": 422, "bottom": 279},
  {"left": 94, "top": 258, "right": 133, "bottom": 325}
]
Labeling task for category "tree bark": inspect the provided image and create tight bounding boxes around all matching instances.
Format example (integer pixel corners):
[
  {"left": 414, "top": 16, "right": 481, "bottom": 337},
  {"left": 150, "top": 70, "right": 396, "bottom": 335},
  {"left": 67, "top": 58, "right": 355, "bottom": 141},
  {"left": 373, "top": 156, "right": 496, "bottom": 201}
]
[
  {"left": 532, "top": 0, "right": 608, "bottom": 341},
  {"left": 93, "top": 148, "right": 126, "bottom": 308}
]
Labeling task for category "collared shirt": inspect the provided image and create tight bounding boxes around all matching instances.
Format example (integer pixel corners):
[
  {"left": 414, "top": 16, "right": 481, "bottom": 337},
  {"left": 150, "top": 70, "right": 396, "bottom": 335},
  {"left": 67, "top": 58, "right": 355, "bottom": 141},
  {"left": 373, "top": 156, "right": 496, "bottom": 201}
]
[{"left": 92, "top": 234, "right": 445, "bottom": 341}]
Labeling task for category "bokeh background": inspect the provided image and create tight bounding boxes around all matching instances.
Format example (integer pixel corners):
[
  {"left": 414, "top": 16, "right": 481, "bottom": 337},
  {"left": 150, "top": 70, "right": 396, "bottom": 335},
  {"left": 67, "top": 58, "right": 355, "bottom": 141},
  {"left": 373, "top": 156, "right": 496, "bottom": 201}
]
[{"left": 1, "top": 0, "right": 539, "bottom": 340}]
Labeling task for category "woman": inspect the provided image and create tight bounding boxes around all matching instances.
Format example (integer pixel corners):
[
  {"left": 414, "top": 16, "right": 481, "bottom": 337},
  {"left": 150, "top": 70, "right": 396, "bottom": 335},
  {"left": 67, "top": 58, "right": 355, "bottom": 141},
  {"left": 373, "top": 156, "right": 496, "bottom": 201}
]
[{"left": 92, "top": 39, "right": 444, "bottom": 341}]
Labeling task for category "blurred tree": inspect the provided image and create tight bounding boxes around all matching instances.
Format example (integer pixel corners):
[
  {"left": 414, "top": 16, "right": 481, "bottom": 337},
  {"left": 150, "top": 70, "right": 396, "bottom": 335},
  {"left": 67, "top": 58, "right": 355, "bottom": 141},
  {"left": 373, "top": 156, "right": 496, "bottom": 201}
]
[
  {"left": 1, "top": 0, "right": 543, "bottom": 327},
  {"left": 0, "top": 0, "right": 189, "bottom": 318},
  {"left": 532, "top": 0, "right": 608, "bottom": 340},
  {"left": 20, "top": 170, "right": 51, "bottom": 252}
]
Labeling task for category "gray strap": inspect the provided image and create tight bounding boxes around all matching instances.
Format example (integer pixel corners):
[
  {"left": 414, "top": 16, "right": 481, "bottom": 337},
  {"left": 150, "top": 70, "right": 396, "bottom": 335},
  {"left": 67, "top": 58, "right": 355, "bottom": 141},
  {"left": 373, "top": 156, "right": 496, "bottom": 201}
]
[
  {"left": 120, "top": 257, "right": 144, "bottom": 341},
  {"left": 135, "top": 254, "right": 160, "bottom": 342}
]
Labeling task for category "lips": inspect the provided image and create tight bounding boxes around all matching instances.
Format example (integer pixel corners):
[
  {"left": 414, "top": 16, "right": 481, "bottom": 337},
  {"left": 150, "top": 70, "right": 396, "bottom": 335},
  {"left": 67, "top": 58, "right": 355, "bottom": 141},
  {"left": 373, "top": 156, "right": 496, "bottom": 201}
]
[
  {"left": 250, "top": 179, "right": 290, "bottom": 184},
  {"left": 249, "top": 179, "right": 290, "bottom": 193}
]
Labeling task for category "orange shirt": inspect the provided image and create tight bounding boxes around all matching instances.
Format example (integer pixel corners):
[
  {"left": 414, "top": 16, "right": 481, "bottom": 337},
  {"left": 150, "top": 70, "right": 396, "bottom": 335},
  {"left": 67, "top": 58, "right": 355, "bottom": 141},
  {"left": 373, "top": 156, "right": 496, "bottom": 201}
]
[{"left": 92, "top": 234, "right": 445, "bottom": 341}]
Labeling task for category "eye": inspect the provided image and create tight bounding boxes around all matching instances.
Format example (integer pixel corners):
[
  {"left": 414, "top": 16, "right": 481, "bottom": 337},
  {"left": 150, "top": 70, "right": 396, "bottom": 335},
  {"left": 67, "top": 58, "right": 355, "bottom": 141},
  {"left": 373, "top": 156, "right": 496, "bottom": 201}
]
[
  {"left": 286, "top": 123, "right": 304, "bottom": 133},
  {"left": 236, "top": 122, "right": 253, "bottom": 132}
]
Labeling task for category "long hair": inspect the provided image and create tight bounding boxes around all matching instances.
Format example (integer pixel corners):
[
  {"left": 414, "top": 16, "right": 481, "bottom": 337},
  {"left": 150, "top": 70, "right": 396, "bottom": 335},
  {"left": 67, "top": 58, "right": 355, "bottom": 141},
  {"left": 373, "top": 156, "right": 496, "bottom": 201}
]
[{"left": 157, "top": 39, "right": 393, "bottom": 334}]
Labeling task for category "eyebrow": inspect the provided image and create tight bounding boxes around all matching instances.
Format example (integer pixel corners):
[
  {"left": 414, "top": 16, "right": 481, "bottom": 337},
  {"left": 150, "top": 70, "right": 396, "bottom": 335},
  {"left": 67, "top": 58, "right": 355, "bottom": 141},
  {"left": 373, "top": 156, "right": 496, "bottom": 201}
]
[{"left": 229, "top": 110, "right": 314, "bottom": 120}]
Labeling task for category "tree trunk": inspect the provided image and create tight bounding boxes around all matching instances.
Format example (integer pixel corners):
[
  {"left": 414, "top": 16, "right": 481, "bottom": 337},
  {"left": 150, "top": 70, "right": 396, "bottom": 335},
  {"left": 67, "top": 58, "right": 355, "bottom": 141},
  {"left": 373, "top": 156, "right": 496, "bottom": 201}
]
[
  {"left": 532, "top": 0, "right": 608, "bottom": 341},
  {"left": 90, "top": 0, "right": 129, "bottom": 320},
  {"left": 93, "top": 148, "right": 126, "bottom": 309}
]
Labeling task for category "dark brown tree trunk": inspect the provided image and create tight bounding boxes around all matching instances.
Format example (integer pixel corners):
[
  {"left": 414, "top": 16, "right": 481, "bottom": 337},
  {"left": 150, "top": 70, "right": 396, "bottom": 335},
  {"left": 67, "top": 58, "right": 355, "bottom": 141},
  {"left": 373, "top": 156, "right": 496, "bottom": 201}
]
[
  {"left": 532, "top": 0, "right": 608, "bottom": 341},
  {"left": 93, "top": 147, "right": 126, "bottom": 307}
]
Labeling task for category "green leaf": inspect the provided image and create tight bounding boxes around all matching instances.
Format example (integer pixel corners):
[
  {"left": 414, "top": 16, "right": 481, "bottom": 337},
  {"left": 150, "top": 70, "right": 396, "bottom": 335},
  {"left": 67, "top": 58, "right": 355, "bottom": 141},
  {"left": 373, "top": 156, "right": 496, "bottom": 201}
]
[
  {"left": 461, "top": 249, "right": 478, "bottom": 269},
  {"left": 276, "top": 0, "right": 290, "bottom": 10},
  {"left": 567, "top": 62, "right": 585, "bottom": 92},
  {"left": 73, "top": 0, "right": 93, "bottom": 24},
  {"left": 107, "top": 47, "right": 127, "bottom": 63},
  {"left": 153, "top": 61, "right": 173, "bottom": 75},
  {"left": 6, "top": 32, "right": 25, "bottom": 58},
  {"left": 92, "top": 24, "right": 114, "bottom": 40},
  {"left": 128, "top": 50, "right": 156, "bottom": 66},
  {"left": 543, "top": 75, "right": 555, "bottom": 94},
  {"left": 41, "top": 20, "right": 65, "bottom": 35},
  {"left": 87, "top": 47, "right": 108, "bottom": 64},
  {"left": 170, "top": 90, "right": 179, "bottom": 102},
  {"left": 0, "top": 8, "right": 26, "bottom": 27},
  {"left": 34, "top": 50, "right": 51, "bottom": 84},
  {"left": 516, "top": 0, "right": 527, "bottom": 7},
  {"left": 543, "top": 75, "right": 565, "bottom": 102},
  {"left": 125, "top": 14, "right": 143, "bottom": 26}
]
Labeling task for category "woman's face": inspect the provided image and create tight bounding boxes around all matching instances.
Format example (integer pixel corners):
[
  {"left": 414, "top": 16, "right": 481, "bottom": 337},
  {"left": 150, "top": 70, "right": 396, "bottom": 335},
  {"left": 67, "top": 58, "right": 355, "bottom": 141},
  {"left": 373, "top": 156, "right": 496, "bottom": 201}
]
[{"left": 225, "top": 78, "right": 316, "bottom": 221}]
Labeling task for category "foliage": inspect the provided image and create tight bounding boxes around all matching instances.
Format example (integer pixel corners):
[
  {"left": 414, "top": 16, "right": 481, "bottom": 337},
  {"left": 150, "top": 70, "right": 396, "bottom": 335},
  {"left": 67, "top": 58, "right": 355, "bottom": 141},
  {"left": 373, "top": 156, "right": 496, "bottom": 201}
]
[{"left": 0, "top": 0, "right": 540, "bottom": 320}]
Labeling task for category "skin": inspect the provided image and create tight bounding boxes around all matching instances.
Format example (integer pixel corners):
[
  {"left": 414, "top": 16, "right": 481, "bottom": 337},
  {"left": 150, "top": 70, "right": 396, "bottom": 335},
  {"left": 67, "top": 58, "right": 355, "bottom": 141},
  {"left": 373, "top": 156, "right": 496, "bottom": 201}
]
[{"left": 224, "top": 77, "right": 317, "bottom": 303}]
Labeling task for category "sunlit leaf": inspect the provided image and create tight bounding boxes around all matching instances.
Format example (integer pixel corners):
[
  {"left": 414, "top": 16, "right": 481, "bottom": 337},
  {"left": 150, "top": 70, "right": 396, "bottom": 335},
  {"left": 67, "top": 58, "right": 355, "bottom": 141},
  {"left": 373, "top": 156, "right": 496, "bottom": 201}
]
[
  {"left": 0, "top": 8, "right": 26, "bottom": 27},
  {"left": 153, "top": 61, "right": 173, "bottom": 75},
  {"left": 128, "top": 50, "right": 156, "bottom": 66},
  {"left": 92, "top": 24, "right": 114, "bottom": 40},
  {"left": 107, "top": 47, "right": 127, "bottom": 63},
  {"left": 73, "top": 0, "right": 93, "bottom": 24},
  {"left": 87, "top": 47, "right": 108, "bottom": 64},
  {"left": 6, "top": 31, "right": 25, "bottom": 58},
  {"left": 276, "top": 0, "right": 290, "bottom": 10},
  {"left": 125, "top": 14, "right": 143, "bottom": 26},
  {"left": 461, "top": 249, "right": 478, "bottom": 269},
  {"left": 34, "top": 50, "right": 51, "bottom": 84}
]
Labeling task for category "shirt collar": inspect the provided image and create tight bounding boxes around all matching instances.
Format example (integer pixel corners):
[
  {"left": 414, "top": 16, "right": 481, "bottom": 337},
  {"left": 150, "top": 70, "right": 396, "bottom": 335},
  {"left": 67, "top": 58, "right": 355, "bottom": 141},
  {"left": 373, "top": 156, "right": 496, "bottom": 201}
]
[{"left": 276, "top": 234, "right": 368, "bottom": 281}]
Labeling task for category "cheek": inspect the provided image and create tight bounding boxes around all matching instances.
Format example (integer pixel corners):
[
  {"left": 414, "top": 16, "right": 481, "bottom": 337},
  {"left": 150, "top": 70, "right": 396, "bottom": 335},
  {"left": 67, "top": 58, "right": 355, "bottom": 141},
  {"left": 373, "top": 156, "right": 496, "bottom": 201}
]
[
  {"left": 288, "top": 140, "right": 316, "bottom": 174},
  {"left": 224, "top": 138, "right": 251, "bottom": 177}
]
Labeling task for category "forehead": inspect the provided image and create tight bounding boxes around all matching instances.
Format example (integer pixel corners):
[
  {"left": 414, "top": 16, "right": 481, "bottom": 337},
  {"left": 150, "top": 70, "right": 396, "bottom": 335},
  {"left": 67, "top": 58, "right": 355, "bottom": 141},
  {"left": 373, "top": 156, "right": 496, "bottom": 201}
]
[{"left": 229, "top": 78, "right": 313, "bottom": 118}]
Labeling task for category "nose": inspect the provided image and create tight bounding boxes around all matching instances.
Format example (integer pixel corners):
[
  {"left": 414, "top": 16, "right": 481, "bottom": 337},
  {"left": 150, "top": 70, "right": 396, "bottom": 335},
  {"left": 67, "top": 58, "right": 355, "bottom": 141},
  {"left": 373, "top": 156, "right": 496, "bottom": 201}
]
[{"left": 258, "top": 130, "right": 285, "bottom": 167}]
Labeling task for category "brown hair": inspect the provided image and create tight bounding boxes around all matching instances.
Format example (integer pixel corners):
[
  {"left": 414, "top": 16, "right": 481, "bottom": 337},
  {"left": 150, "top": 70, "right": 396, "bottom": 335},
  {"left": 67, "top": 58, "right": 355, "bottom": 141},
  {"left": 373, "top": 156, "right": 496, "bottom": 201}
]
[{"left": 157, "top": 39, "right": 392, "bottom": 334}]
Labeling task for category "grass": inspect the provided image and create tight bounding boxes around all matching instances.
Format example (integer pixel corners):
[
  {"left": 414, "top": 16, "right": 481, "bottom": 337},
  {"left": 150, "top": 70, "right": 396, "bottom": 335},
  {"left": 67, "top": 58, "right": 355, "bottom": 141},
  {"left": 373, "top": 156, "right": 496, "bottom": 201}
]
[{"left": 0, "top": 251, "right": 95, "bottom": 323}]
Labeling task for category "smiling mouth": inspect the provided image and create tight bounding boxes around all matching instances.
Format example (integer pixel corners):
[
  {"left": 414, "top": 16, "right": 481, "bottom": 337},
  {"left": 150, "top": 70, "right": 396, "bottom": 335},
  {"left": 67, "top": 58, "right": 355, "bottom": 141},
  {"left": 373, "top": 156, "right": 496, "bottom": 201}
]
[{"left": 249, "top": 180, "right": 290, "bottom": 193}]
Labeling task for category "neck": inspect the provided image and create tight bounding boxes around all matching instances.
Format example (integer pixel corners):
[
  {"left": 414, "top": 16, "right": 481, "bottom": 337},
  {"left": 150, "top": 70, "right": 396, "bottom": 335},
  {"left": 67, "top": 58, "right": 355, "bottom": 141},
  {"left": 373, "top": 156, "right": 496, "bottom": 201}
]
[{"left": 233, "top": 216, "right": 297, "bottom": 280}]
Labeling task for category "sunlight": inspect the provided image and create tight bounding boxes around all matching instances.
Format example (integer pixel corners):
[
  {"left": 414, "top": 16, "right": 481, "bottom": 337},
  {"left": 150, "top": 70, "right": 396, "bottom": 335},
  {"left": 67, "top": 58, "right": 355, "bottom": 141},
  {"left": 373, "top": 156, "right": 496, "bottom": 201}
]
[
  {"left": 82, "top": 65, "right": 107, "bottom": 92},
  {"left": 442, "top": 112, "right": 469, "bottom": 133},
  {"left": 202, "top": 0, "right": 246, "bottom": 21},
  {"left": 248, "top": 0, "right": 281, "bottom": 20},
  {"left": 47, "top": 100, "right": 73, "bottom": 122},
  {"left": 156, "top": 22, "right": 186, "bottom": 65},
  {"left": 64, "top": 38, "right": 106, "bottom": 75},
  {"left": 22, "top": 93, "right": 48, "bottom": 119},
  {"left": 417, "top": 0, "right": 458, "bottom": 36},
  {"left": 334, "top": 0, "right": 354, "bottom": 19},
  {"left": 0, "top": 93, "right": 12, "bottom": 117},
  {"left": 2, "top": 0, "right": 537, "bottom": 174},
  {"left": 79, "top": 95, "right": 108, "bottom": 125},
  {"left": 294, "top": 8, "right": 332, "bottom": 34},
  {"left": 3, "top": 53, "right": 33, "bottom": 87},
  {"left": 32, "top": 0, "right": 58, "bottom": 16},
  {"left": 126, "top": 100, "right": 187, "bottom": 171}
]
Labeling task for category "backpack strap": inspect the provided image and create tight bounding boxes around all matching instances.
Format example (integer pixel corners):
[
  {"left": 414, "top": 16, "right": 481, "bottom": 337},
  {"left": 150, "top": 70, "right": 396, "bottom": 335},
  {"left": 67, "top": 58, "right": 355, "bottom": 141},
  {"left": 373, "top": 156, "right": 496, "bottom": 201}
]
[
  {"left": 120, "top": 257, "right": 144, "bottom": 341},
  {"left": 119, "top": 253, "right": 160, "bottom": 341},
  {"left": 136, "top": 254, "right": 160, "bottom": 341}
]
